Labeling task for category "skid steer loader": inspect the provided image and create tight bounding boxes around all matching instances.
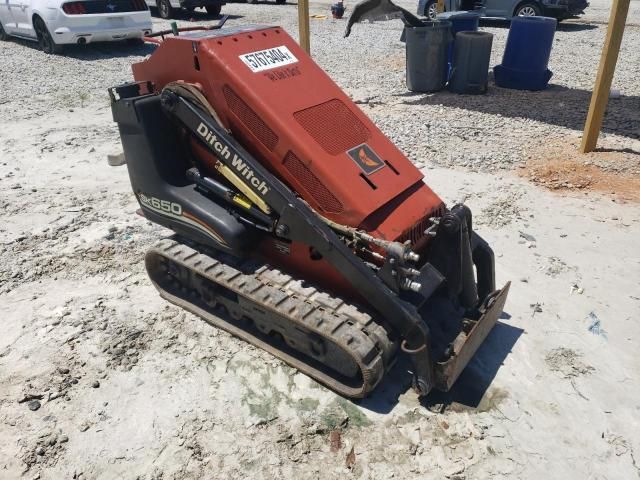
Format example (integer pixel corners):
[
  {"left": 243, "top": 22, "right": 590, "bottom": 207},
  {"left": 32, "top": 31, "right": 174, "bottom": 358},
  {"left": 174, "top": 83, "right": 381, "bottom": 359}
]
[{"left": 109, "top": 23, "right": 509, "bottom": 398}]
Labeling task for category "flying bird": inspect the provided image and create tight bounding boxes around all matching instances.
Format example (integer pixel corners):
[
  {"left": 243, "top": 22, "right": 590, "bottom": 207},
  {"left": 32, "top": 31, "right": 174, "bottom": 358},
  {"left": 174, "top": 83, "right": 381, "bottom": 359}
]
[{"left": 344, "top": 0, "right": 425, "bottom": 37}]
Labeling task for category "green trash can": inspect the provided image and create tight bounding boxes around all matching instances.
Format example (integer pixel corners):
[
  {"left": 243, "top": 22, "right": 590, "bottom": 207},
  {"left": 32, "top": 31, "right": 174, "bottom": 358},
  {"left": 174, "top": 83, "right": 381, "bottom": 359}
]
[
  {"left": 405, "top": 20, "right": 452, "bottom": 93},
  {"left": 448, "top": 31, "right": 494, "bottom": 94}
]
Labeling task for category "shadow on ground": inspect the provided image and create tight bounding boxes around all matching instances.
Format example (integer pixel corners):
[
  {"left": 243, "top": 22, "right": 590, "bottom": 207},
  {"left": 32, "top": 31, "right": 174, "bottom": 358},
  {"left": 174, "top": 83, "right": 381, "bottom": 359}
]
[
  {"left": 62, "top": 41, "right": 158, "bottom": 60},
  {"left": 5, "top": 36, "right": 159, "bottom": 60},
  {"left": 421, "top": 319, "right": 523, "bottom": 412},
  {"left": 147, "top": 9, "right": 244, "bottom": 20},
  {"left": 397, "top": 84, "right": 640, "bottom": 140},
  {"left": 595, "top": 146, "right": 640, "bottom": 155},
  {"left": 358, "top": 318, "right": 524, "bottom": 414}
]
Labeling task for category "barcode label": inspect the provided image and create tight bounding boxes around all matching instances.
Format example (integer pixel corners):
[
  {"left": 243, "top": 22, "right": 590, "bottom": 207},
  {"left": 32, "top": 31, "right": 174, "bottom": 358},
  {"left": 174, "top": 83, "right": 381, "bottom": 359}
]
[{"left": 239, "top": 46, "right": 298, "bottom": 73}]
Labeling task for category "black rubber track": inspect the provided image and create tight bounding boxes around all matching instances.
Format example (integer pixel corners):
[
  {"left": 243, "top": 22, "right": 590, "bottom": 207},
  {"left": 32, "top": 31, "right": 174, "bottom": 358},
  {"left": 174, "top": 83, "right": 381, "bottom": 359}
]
[{"left": 146, "top": 238, "right": 398, "bottom": 398}]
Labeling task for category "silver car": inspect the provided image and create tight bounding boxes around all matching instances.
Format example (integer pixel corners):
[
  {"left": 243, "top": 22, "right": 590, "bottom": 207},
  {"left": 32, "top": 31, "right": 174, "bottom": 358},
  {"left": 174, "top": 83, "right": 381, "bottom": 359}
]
[{"left": 417, "top": 0, "right": 588, "bottom": 20}]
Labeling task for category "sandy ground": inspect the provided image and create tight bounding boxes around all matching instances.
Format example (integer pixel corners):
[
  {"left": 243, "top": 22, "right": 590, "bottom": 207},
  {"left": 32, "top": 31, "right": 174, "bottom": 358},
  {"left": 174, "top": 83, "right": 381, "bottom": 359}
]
[{"left": 1, "top": 0, "right": 640, "bottom": 478}]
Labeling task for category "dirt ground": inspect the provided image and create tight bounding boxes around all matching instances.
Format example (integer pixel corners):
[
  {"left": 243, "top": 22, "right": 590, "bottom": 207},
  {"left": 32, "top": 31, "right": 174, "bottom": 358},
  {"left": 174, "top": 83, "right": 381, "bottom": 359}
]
[
  {"left": 522, "top": 136, "right": 640, "bottom": 201},
  {"left": 1, "top": 0, "right": 640, "bottom": 479}
]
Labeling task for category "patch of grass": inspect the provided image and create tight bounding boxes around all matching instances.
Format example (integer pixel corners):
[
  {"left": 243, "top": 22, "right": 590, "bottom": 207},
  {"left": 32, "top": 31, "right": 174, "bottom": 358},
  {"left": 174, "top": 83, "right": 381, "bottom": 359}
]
[
  {"left": 319, "top": 407, "right": 344, "bottom": 430},
  {"left": 240, "top": 366, "right": 290, "bottom": 421},
  {"left": 226, "top": 358, "right": 253, "bottom": 372},
  {"left": 260, "top": 371, "right": 271, "bottom": 386},
  {"left": 243, "top": 387, "right": 280, "bottom": 420},
  {"left": 337, "top": 398, "right": 372, "bottom": 428},
  {"left": 239, "top": 457, "right": 259, "bottom": 471},
  {"left": 59, "top": 93, "right": 75, "bottom": 108},
  {"left": 294, "top": 397, "right": 320, "bottom": 412},
  {"left": 395, "top": 409, "right": 425, "bottom": 426},
  {"left": 79, "top": 92, "right": 89, "bottom": 108},
  {"left": 319, "top": 398, "right": 372, "bottom": 430}
]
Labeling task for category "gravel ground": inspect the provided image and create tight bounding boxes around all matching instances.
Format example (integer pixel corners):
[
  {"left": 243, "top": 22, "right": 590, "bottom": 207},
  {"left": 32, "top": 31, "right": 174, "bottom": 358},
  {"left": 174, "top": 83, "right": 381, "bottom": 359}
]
[
  {"left": 1, "top": 0, "right": 638, "bottom": 171},
  {"left": 1, "top": 1, "right": 640, "bottom": 479}
]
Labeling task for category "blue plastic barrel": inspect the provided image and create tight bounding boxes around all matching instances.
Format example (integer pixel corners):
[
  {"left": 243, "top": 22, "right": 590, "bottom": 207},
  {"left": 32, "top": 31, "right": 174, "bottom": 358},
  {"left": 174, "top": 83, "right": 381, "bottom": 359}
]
[
  {"left": 494, "top": 16, "right": 557, "bottom": 91},
  {"left": 437, "top": 11, "right": 481, "bottom": 78}
]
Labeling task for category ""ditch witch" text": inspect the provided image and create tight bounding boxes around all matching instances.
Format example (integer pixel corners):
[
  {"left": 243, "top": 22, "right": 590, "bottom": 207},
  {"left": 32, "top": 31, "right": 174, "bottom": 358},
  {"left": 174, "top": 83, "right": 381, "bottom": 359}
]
[{"left": 196, "top": 122, "right": 270, "bottom": 196}]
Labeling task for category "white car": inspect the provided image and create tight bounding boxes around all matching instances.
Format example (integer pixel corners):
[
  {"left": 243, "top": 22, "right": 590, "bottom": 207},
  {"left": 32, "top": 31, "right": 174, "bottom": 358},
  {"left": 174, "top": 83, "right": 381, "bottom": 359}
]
[{"left": 0, "top": 0, "right": 152, "bottom": 53}]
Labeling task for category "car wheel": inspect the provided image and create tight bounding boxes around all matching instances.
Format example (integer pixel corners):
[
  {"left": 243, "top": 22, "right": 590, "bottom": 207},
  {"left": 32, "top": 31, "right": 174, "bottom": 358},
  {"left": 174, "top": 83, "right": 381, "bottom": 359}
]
[
  {"left": 515, "top": 2, "right": 541, "bottom": 16},
  {"left": 246, "top": 0, "right": 257, "bottom": 4},
  {"left": 157, "top": 0, "right": 173, "bottom": 19},
  {"left": 33, "top": 16, "right": 63, "bottom": 54},
  {"left": 424, "top": 0, "right": 438, "bottom": 20},
  {"left": 275, "top": 0, "right": 286, "bottom": 4},
  {"left": 205, "top": 4, "right": 221, "bottom": 15},
  {"left": 0, "top": 20, "right": 9, "bottom": 41}
]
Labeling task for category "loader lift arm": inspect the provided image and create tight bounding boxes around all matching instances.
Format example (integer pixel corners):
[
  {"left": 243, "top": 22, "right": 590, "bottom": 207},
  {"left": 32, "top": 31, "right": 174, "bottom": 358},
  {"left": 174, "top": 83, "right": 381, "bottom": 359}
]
[{"left": 159, "top": 88, "right": 439, "bottom": 394}]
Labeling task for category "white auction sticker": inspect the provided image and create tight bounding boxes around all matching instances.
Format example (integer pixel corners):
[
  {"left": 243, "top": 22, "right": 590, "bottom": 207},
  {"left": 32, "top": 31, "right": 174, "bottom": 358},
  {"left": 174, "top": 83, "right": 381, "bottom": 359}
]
[{"left": 239, "top": 46, "right": 298, "bottom": 73}]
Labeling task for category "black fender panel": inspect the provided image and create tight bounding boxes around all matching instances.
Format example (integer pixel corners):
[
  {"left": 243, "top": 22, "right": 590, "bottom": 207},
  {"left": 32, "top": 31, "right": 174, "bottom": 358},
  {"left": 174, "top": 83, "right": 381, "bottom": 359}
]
[{"left": 111, "top": 89, "right": 257, "bottom": 254}]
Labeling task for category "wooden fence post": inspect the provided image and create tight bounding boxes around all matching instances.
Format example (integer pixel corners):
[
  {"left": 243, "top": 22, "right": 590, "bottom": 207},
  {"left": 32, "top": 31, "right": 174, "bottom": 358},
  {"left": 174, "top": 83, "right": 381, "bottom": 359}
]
[
  {"left": 580, "top": 0, "right": 630, "bottom": 153},
  {"left": 298, "top": 0, "right": 311, "bottom": 54}
]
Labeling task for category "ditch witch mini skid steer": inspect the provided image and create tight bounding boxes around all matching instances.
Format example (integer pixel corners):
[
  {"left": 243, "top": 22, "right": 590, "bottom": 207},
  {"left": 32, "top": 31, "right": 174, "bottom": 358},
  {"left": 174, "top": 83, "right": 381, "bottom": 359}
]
[{"left": 109, "top": 24, "right": 510, "bottom": 398}]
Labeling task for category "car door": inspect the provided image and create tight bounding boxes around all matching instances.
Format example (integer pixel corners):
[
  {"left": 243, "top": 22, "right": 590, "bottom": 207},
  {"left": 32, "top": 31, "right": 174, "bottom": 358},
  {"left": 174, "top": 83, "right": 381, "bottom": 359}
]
[
  {"left": 1, "top": 0, "right": 17, "bottom": 31},
  {"left": 12, "top": 0, "right": 34, "bottom": 37},
  {"left": 482, "top": 0, "right": 511, "bottom": 17}
]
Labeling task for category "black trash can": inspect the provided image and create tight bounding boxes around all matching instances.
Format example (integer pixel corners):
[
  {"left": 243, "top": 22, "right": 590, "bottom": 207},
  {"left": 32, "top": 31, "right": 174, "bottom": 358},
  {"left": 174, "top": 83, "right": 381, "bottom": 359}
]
[
  {"left": 448, "top": 31, "right": 493, "bottom": 94},
  {"left": 405, "top": 20, "right": 452, "bottom": 93}
]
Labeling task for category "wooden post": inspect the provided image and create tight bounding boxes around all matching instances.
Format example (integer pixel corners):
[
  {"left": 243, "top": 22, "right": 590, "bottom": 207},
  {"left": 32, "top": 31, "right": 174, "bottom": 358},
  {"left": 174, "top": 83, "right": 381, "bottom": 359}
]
[
  {"left": 579, "top": 0, "right": 630, "bottom": 153},
  {"left": 298, "top": 0, "right": 310, "bottom": 54}
]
